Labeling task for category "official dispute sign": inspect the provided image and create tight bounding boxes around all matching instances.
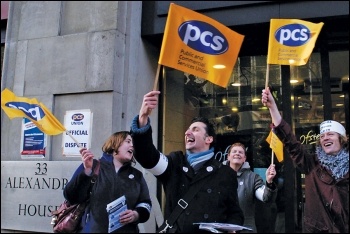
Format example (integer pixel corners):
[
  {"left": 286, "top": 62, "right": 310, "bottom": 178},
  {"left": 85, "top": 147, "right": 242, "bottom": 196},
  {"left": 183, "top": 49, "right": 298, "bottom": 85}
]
[{"left": 62, "top": 109, "right": 93, "bottom": 156}]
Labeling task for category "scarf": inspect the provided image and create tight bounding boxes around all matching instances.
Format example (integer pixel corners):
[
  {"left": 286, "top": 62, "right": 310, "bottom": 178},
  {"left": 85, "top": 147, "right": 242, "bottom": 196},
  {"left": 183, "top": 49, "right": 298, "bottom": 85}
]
[
  {"left": 186, "top": 147, "right": 214, "bottom": 171},
  {"left": 316, "top": 147, "right": 349, "bottom": 180}
]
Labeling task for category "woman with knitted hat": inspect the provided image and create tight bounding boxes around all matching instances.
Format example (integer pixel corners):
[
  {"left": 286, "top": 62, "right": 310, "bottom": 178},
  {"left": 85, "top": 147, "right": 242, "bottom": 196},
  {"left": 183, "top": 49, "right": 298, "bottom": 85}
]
[{"left": 262, "top": 87, "right": 348, "bottom": 233}]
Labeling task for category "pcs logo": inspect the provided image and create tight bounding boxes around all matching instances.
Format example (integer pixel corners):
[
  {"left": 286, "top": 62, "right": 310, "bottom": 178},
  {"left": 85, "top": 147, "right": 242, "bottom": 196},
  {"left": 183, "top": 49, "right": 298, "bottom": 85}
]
[
  {"left": 5, "top": 102, "right": 45, "bottom": 121},
  {"left": 275, "top": 23, "right": 310, "bottom": 46},
  {"left": 72, "top": 113, "right": 84, "bottom": 121},
  {"left": 178, "top": 20, "right": 228, "bottom": 55}
]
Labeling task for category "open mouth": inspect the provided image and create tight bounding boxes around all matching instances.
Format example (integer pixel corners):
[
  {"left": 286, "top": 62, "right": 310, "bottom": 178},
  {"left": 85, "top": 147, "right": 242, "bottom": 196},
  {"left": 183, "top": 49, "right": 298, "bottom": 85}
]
[
  {"left": 186, "top": 137, "right": 194, "bottom": 143},
  {"left": 232, "top": 157, "right": 242, "bottom": 160}
]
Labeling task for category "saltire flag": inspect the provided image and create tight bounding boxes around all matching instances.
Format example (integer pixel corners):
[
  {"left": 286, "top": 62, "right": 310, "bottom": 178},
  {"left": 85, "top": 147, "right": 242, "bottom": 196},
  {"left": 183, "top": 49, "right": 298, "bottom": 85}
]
[
  {"left": 159, "top": 3, "right": 244, "bottom": 88},
  {"left": 266, "top": 129, "right": 284, "bottom": 162},
  {"left": 1, "top": 88, "right": 66, "bottom": 135},
  {"left": 267, "top": 19, "right": 324, "bottom": 66}
]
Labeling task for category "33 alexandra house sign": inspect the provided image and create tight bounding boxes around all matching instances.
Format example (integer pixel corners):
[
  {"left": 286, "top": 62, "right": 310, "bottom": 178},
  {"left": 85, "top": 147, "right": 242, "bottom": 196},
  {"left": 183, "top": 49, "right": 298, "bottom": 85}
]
[{"left": 62, "top": 109, "right": 93, "bottom": 156}]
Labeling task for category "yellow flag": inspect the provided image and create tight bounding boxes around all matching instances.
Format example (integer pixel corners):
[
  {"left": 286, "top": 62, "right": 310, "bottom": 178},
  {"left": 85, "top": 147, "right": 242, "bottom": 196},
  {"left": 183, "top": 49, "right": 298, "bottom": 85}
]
[
  {"left": 1, "top": 88, "right": 66, "bottom": 135},
  {"left": 159, "top": 3, "right": 244, "bottom": 88},
  {"left": 267, "top": 19, "right": 324, "bottom": 66},
  {"left": 266, "top": 129, "right": 284, "bottom": 162}
]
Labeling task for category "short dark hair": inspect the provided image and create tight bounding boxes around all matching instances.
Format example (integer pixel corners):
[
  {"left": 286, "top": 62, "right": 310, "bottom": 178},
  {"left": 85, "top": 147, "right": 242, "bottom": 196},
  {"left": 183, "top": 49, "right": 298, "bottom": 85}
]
[{"left": 191, "top": 117, "right": 216, "bottom": 148}]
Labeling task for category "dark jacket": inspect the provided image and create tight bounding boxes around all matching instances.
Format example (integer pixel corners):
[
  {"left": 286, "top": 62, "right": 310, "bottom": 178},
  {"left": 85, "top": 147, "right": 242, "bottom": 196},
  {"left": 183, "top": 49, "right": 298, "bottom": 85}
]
[
  {"left": 63, "top": 153, "right": 152, "bottom": 233},
  {"left": 274, "top": 119, "right": 349, "bottom": 233},
  {"left": 130, "top": 116, "right": 244, "bottom": 233},
  {"left": 233, "top": 162, "right": 277, "bottom": 232}
]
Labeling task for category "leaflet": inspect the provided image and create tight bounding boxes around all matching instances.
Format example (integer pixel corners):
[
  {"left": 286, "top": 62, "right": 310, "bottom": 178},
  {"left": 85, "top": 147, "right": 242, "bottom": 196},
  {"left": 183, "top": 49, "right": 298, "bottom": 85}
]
[
  {"left": 106, "top": 195, "right": 127, "bottom": 233},
  {"left": 194, "top": 222, "right": 253, "bottom": 233}
]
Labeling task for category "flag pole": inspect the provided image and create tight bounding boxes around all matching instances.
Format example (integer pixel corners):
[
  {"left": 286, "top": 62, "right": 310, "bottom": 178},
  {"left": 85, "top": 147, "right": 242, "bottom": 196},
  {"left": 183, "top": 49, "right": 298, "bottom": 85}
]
[
  {"left": 265, "top": 63, "right": 270, "bottom": 89},
  {"left": 153, "top": 64, "right": 161, "bottom": 91},
  {"left": 271, "top": 151, "right": 274, "bottom": 165},
  {"left": 147, "top": 64, "right": 161, "bottom": 116},
  {"left": 66, "top": 130, "right": 83, "bottom": 148},
  {"left": 265, "top": 63, "right": 274, "bottom": 163}
]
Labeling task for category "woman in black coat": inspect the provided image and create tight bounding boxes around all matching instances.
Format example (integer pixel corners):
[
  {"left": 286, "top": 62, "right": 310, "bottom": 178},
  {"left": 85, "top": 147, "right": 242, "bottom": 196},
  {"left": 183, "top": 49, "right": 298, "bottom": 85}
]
[{"left": 64, "top": 131, "right": 152, "bottom": 233}]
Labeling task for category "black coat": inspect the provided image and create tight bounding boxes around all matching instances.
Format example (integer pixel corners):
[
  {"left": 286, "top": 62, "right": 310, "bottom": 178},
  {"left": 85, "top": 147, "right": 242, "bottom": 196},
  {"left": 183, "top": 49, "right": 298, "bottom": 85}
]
[
  {"left": 131, "top": 116, "right": 244, "bottom": 233},
  {"left": 64, "top": 154, "right": 152, "bottom": 233}
]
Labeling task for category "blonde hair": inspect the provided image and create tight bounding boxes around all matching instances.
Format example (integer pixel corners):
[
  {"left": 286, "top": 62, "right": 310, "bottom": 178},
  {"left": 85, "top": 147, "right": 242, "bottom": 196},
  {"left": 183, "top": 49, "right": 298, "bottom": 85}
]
[
  {"left": 316, "top": 134, "right": 349, "bottom": 152},
  {"left": 228, "top": 142, "right": 246, "bottom": 154}
]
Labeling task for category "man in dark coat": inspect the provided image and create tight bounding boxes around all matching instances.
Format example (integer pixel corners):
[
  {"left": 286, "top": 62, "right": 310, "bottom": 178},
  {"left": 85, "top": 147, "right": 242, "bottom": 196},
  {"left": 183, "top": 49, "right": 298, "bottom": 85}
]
[{"left": 130, "top": 90, "right": 244, "bottom": 233}]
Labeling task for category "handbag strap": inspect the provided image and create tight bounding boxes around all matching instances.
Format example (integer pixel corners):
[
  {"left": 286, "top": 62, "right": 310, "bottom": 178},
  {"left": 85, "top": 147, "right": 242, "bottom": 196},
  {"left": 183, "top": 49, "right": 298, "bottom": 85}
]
[
  {"left": 88, "top": 159, "right": 100, "bottom": 197},
  {"left": 90, "top": 159, "right": 100, "bottom": 183},
  {"left": 51, "top": 160, "right": 101, "bottom": 219},
  {"left": 158, "top": 178, "right": 208, "bottom": 233}
]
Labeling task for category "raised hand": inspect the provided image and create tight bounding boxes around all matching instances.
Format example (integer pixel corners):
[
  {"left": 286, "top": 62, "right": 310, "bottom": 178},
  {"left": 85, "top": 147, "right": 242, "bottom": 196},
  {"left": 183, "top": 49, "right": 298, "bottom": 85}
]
[{"left": 139, "top": 90, "right": 161, "bottom": 127}]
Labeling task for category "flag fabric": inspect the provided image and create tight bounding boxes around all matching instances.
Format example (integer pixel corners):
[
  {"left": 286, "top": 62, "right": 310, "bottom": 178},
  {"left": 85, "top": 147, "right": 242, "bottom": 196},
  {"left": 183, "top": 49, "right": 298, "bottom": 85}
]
[
  {"left": 159, "top": 3, "right": 244, "bottom": 88},
  {"left": 1, "top": 88, "right": 66, "bottom": 135},
  {"left": 267, "top": 19, "right": 324, "bottom": 66},
  {"left": 266, "top": 129, "right": 284, "bottom": 162}
]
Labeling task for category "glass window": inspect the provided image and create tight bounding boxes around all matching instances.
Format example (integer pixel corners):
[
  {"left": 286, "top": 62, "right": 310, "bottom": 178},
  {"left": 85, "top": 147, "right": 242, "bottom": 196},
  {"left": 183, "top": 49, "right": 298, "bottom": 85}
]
[
  {"left": 161, "top": 50, "right": 348, "bottom": 233},
  {"left": 162, "top": 56, "right": 282, "bottom": 167},
  {"left": 161, "top": 50, "right": 348, "bottom": 173}
]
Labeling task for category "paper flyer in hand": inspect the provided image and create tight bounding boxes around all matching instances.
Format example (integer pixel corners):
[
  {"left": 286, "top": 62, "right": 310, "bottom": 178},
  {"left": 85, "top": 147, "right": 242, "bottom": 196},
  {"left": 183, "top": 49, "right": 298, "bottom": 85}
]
[
  {"left": 106, "top": 195, "right": 127, "bottom": 233},
  {"left": 194, "top": 222, "right": 253, "bottom": 233}
]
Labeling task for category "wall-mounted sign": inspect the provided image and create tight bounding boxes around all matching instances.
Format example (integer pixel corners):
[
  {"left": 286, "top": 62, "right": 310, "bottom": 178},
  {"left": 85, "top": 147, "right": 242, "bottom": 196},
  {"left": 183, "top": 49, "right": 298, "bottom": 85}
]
[
  {"left": 1, "top": 161, "right": 82, "bottom": 232},
  {"left": 21, "top": 118, "right": 47, "bottom": 159},
  {"left": 62, "top": 109, "right": 92, "bottom": 156}
]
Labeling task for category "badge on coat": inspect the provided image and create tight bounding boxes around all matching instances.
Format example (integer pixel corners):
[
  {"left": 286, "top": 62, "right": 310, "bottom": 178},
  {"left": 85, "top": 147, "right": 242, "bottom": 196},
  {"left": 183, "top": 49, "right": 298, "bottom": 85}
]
[{"left": 206, "top": 166, "right": 213, "bottom": 172}]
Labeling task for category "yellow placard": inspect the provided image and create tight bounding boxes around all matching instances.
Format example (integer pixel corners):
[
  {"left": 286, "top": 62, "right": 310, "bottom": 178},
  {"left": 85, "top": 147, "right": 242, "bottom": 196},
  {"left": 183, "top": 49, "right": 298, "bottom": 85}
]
[
  {"left": 159, "top": 3, "right": 244, "bottom": 88},
  {"left": 267, "top": 19, "right": 323, "bottom": 66}
]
